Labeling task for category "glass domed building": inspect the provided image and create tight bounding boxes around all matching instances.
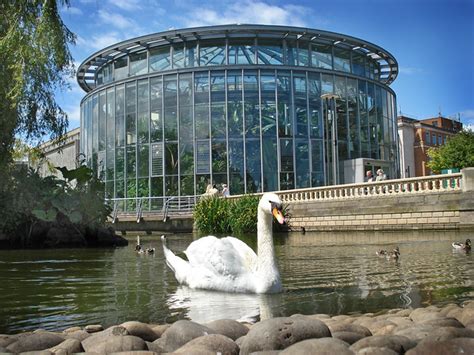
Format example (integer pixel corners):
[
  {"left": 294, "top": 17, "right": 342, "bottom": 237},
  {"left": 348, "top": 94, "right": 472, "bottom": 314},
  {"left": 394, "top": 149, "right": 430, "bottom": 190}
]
[{"left": 78, "top": 24, "right": 398, "bottom": 210}]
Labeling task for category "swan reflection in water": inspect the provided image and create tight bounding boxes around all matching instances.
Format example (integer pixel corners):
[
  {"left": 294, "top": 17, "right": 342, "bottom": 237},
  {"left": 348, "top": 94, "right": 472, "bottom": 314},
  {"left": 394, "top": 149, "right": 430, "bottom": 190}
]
[{"left": 167, "top": 286, "right": 282, "bottom": 324}]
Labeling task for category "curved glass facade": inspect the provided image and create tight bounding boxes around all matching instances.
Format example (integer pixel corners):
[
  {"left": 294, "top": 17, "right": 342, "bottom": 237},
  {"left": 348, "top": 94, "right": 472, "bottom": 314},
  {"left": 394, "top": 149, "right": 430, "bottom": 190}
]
[{"left": 79, "top": 26, "right": 398, "bottom": 209}]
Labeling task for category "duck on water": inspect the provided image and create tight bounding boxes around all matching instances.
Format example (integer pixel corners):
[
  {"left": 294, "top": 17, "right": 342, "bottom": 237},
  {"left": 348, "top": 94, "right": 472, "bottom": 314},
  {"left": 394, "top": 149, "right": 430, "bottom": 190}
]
[{"left": 161, "top": 193, "right": 286, "bottom": 294}]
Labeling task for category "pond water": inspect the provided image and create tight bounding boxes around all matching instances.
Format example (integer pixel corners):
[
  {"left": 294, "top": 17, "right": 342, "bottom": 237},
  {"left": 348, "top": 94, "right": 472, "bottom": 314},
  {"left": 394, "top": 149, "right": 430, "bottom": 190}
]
[{"left": 0, "top": 230, "right": 472, "bottom": 333}]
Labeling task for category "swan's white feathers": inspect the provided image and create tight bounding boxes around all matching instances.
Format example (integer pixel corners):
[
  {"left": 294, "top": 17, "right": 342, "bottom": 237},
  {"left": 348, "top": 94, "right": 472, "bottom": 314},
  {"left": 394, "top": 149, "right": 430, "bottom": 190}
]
[
  {"left": 185, "top": 236, "right": 257, "bottom": 277},
  {"left": 162, "top": 192, "right": 284, "bottom": 293}
]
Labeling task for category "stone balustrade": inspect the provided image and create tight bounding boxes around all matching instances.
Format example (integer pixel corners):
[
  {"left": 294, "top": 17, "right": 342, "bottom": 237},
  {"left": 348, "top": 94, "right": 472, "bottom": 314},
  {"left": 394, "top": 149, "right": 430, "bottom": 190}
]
[{"left": 278, "top": 173, "right": 462, "bottom": 203}]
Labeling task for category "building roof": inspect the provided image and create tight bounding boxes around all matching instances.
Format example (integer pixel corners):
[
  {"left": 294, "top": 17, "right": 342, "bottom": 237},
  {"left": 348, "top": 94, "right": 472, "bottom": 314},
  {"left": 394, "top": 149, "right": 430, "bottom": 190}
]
[{"left": 77, "top": 24, "right": 398, "bottom": 92}]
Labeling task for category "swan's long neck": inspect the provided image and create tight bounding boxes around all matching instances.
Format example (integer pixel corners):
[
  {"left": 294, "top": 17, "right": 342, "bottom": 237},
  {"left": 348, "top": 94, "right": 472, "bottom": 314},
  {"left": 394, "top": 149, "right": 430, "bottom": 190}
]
[{"left": 256, "top": 208, "right": 280, "bottom": 291}]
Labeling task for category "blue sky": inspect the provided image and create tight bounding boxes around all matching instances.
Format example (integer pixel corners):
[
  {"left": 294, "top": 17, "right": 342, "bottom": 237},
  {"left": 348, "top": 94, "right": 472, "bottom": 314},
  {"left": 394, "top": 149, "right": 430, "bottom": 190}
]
[{"left": 57, "top": 0, "right": 474, "bottom": 130}]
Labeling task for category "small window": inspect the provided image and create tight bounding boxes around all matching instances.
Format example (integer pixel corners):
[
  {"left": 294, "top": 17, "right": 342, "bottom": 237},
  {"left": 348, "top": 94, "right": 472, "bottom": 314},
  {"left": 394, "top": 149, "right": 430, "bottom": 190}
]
[
  {"left": 425, "top": 132, "right": 430, "bottom": 144},
  {"left": 438, "top": 135, "right": 442, "bottom": 145},
  {"left": 432, "top": 134, "right": 436, "bottom": 145}
]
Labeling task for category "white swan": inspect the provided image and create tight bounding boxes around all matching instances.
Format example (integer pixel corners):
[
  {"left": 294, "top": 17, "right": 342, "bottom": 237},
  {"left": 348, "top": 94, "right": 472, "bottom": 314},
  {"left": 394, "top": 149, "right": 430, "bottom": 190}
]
[{"left": 161, "top": 192, "right": 286, "bottom": 294}]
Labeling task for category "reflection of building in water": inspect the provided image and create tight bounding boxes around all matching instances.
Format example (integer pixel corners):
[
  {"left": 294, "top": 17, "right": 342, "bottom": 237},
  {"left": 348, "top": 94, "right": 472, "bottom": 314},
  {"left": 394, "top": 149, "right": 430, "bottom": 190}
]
[{"left": 168, "top": 286, "right": 280, "bottom": 323}]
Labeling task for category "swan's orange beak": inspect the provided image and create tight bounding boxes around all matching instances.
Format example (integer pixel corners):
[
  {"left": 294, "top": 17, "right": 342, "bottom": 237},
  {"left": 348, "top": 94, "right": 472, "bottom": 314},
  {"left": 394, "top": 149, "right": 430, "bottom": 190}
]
[{"left": 272, "top": 207, "right": 285, "bottom": 224}]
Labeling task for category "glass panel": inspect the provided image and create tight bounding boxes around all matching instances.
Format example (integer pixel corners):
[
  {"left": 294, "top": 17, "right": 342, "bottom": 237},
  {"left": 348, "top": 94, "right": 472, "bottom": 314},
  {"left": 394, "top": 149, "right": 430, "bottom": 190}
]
[
  {"left": 227, "top": 72, "right": 243, "bottom": 138},
  {"left": 164, "top": 75, "right": 177, "bottom": 140},
  {"left": 99, "top": 92, "right": 106, "bottom": 151},
  {"left": 125, "top": 82, "right": 136, "bottom": 145},
  {"left": 286, "top": 41, "right": 298, "bottom": 66},
  {"left": 335, "top": 76, "right": 348, "bottom": 162},
  {"left": 195, "top": 72, "right": 210, "bottom": 139},
  {"left": 367, "top": 82, "right": 377, "bottom": 158},
  {"left": 179, "top": 74, "right": 193, "bottom": 141},
  {"left": 137, "top": 144, "right": 149, "bottom": 178},
  {"left": 229, "top": 139, "right": 244, "bottom": 195},
  {"left": 173, "top": 43, "right": 185, "bottom": 69},
  {"left": 179, "top": 106, "right": 193, "bottom": 141},
  {"left": 311, "top": 43, "right": 332, "bottom": 69},
  {"left": 115, "top": 147, "right": 125, "bottom": 181},
  {"left": 126, "top": 145, "right": 136, "bottom": 176},
  {"left": 150, "top": 77, "right": 163, "bottom": 142},
  {"left": 347, "top": 78, "right": 359, "bottom": 159},
  {"left": 298, "top": 42, "right": 310, "bottom": 66},
  {"left": 106, "top": 88, "right": 115, "bottom": 150},
  {"left": 115, "top": 85, "right": 125, "bottom": 147},
  {"left": 165, "top": 175, "right": 178, "bottom": 196},
  {"left": 308, "top": 72, "right": 322, "bottom": 138},
  {"left": 246, "top": 139, "right": 261, "bottom": 193},
  {"left": 244, "top": 73, "right": 260, "bottom": 138},
  {"left": 358, "top": 80, "right": 369, "bottom": 157},
  {"left": 261, "top": 73, "right": 276, "bottom": 137},
  {"left": 229, "top": 40, "right": 255, "bottom": 65},
  {"left": 114, "top": 57, "right": 128, "bottom": 80},
  {"left": 137, "top": 80, "right": 149, "bottom": 144},
  {"left": 180, "top": 141, "right": 194, "bottom": 175},
  {"left": 295, "top": 140, "right": 310, "bottom": 188},
  {"left": 200, "top": 41, "right": 226, "bottom": 66},
  {"left": 150, "top": 177, "right": 163, "bottom": 209},
  {"left": 149, "top": 46, "right": 171, "bottom": 71},
  {"left": 262, "top": 138, "right": 278, "bottom": 191},
  {"left": 165, "top": 142, "right": 178, "bottom": 175},
  {"left": 106, "top": 148, "right": 114, "bottom": 181},
  {"left": 311, "top": 139, "right": 324, "bottom": 186},
  {"left": 352, "top": 52, "right": 366, "bottom": 77},
  {"left": 196, "top": 140, "right": 210, "bottom": 174},
  {"left": 257, "top": 40, "right": 283, "bottom": 65},
  {"left": 333, "top": 47, "right": 351, "bottom": 72},
  {"left": 277, "top": 73, "right": 292, "bottom": 137},
  {"left": 137, "top": 178, "right": 149, "bottom": 199},
  {"left": 321, "top": 74, "right": 333, "bottom": 95},
  {"left": 211, "top": 103, "right": 225, "bottom": 139},
  {"left": 185, "top": 42, "right": 197, "bottom": 67},
  {"left": 294, "top": 75, "right": 307, "bottom": 137},
  {"left": 130, "top": 50, "right": 147, "bottom": 76},
  {"left": 212, "top": 140, "right": 227, "bottom": 174}
]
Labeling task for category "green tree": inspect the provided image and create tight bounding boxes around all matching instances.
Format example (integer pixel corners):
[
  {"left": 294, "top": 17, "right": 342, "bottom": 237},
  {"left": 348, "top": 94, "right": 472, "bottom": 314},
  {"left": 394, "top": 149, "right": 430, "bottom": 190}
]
[
  {"left": 0, "top": 0, "right": 75, "bottom": 170},
  {"left": 427, "top": 130, "right": 474, "bottom": 174}
]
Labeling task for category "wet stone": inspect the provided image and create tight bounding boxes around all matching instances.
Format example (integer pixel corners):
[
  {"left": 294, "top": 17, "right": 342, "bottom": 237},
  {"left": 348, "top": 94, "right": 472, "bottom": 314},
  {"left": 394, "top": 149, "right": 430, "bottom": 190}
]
[
  {"left": 120, "top": 321, "right": 159, "bottom": 342},
  {"left": 350, "top": 335, "right": 416, "bottom": 354},
  {"left": 332, "top": 331, "right": 367, "bottom": 344},
  {"left": 173, "top": 334, "right": 239, "bottom": 354},
  {"left": 406, "top": 337, "right": 474, "bottom": 355},
  {"left": 280, "top": 337, "right": 353, "bottom": 355},
  {"left": 84, "top": 335, "right": 147, "bottom": 353},
  {"left": 357, "top": 346, "right": 399, "bottom": 355},
  {"left": 152, "top": 319, "right": 216, "bottom": 353},
  {"left": 205, "top": 319, "right": 249, "bottom": 340},
  {"left": 328, "top": 323, "right": 372, "bottom": 337},
  {"left": 6, "top": 332, "right": 65, "bottom": 353},
  {"left": 84, "top": 325, "right": 103, "bottom": 333},
  {"left": 239, "top": 316, "right": 331, "bottom": 354}
]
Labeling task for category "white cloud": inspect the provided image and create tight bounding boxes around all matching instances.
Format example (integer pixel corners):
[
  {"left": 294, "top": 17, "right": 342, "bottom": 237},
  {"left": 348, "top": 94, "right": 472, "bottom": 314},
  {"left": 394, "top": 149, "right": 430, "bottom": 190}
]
[
  {"left": 98, "top": 10, "right": 137, "bottom": 30},
  {"left": 178, "top": 1, "right": 312, "bottom": 27},
  {"left": 460, "top": 109, "right": 474, "bottom": 130},
  {"left": 64, "top": 6, "right": 83, "bottom": 15},
  {"left": 108, "top": 0, "right": 142, "bottom": 11},
  {"left": 77, "top": 31, "right": 123, "bottom": 50},
  {"left": 398, "top": 66, "right": 423, "bottom": 75}
]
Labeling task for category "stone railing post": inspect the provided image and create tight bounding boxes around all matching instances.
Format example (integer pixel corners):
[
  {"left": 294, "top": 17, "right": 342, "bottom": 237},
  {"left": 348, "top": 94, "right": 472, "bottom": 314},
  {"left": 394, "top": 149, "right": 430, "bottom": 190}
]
[{"left": 462, "top": 167, "right": 474, "bottom": 192}]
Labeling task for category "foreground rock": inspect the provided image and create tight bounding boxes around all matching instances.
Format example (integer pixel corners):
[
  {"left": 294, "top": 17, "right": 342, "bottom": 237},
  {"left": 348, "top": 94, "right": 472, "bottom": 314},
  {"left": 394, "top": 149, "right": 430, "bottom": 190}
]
[{"left": 1, "top": 301, "right": 473, "bottom": 354}]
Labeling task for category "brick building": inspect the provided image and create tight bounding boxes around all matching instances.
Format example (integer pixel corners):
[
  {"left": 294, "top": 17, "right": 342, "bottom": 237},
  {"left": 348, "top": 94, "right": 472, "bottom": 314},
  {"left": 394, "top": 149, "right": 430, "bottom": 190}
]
[{"left": 398, "top": 115, "right": 463, "bottom": 177}]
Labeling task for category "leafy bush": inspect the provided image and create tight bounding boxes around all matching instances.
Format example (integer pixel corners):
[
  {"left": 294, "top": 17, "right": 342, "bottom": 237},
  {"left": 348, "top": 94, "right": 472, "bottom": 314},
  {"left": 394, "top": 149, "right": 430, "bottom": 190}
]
[
  {"left": 228, "top": 195, "right": 260, "bottom": 234},
  {"left": 0, "top": 164, "right": 111, "bottom": 244},
  {"left": 194, "top": 194, "right": 290, "bottom": 235},
  {"left": 193, "top": 196, "right": 232, "bottom": 235}
]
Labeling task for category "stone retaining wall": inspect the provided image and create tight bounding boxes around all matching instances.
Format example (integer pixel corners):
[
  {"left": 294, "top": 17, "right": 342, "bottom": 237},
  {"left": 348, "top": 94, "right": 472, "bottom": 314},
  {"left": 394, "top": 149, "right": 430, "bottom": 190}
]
[{"left": 288, "top": 190, "right": 474, "bottom": 231}]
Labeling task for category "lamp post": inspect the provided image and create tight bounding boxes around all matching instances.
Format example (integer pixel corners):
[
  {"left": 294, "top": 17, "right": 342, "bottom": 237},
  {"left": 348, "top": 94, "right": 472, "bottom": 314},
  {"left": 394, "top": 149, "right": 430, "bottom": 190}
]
[{"left": 321, "top": 93, "right": 340, "bottom": 185}]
